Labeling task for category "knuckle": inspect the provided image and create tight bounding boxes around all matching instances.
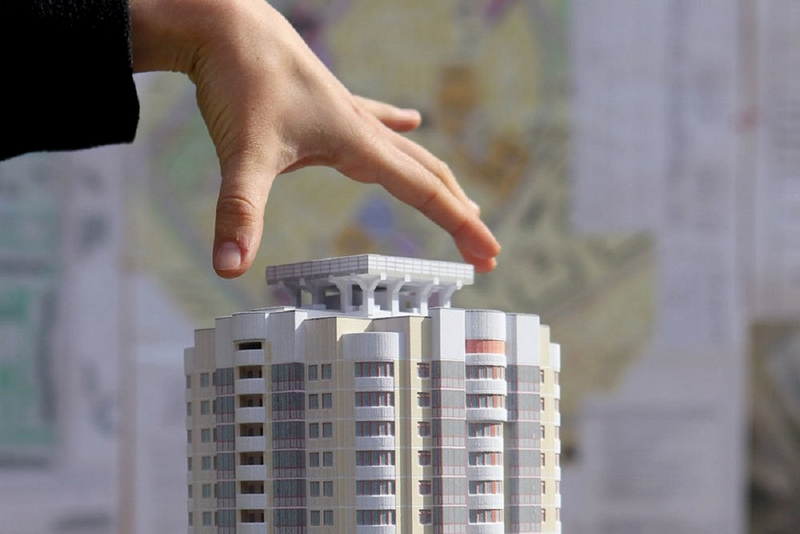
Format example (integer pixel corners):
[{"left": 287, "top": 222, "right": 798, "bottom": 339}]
[{"left": 216, "top": 194, "right": 261, "bottom": 226}]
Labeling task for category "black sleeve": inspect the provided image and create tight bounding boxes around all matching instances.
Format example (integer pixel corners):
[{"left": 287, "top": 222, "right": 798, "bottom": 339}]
[{"left": 0, "top": 0, "right": 140, "bottom": 160}]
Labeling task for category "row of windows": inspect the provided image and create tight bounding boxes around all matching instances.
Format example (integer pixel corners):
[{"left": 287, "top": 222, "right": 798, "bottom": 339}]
[
  {"left": 466, "top": 365, "right": 505, "bottom": 380},
  {"left": 356, "top": 420, "right": 395, "bottom": 437},
  {"left": 309, "top": 481, "right": 334, "bottom": 497},
  {"left": 307, "top": 364, "right": 332, "bottom": 381},
  {"left": 469, "top": 451, "right": 502, "bottom": 466},
  {"left": 356, "top": 479, "right": 395, "bottom": 495},
  {"left": 354, "top": 361, "right": 394, "bottom": 378},
  {"left": 469, "top": 480, "right": 503, "bottom": 495},
  {"left": 468, "top": 422, "right": 503, "bottom": 437},
  {"left": 309, "top": 510, "right": 334, "bottom": 526},
  {"left": 355, "top": 391, "right": 394, "bottom": 407},
  {"left": 308, "top": 451, "right": 333, "bottom": 467},
  {"left": 466, "top": 394, "right": 506, "bottom": 409},
  {"left": 308, "top": 422, "right": 333, "bottom": 439},
  {"left": 308, "top": 393, "right": 333, "bottom": 409},
  {"left": 356, "top": 510, "right": 395, "bottom": 526},
  {"left": 470, "top": 509, "right": 502, "bottom": 524},
  {"left": 356, "top": 450, "right": 395, "bottom": 466}
]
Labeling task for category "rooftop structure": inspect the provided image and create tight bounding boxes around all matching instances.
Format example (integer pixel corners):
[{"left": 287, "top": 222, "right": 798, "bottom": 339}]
[{"left": 186, "top": 255, "right": 562, "bottom": 534}]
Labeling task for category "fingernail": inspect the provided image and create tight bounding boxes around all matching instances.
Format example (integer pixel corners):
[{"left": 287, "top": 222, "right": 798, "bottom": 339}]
[
  {"left": 215, "top": 241, "right": 242, "bottom": 271},
  {"left": 401, "top": 108, "right": 421, "bottom": 120}
]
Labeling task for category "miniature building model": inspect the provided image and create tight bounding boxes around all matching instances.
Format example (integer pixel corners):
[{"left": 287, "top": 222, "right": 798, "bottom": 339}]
[{"left": 185, "top": 255, "right": 562, "bottom": 534}]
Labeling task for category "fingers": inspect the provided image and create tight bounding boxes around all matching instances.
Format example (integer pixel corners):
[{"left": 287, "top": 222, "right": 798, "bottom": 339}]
[
  {"left": 212, "top": 156, "right": 276, "bottom": 279},
  {"left": 337, "top": 125, "right": 500, "bottom": 269},
  {"left": 354, "top": 95, "right": 422, "bottom": 132}
]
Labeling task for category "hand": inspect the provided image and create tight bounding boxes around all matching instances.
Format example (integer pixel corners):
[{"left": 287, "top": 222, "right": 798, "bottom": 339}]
[{"left": 130, "top": 0, "right": 500, "bottom": 278}]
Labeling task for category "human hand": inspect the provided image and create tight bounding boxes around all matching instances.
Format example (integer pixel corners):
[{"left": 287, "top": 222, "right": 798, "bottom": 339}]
[{"left": 130, "top": 0, "right": 500, "bottom": 278}]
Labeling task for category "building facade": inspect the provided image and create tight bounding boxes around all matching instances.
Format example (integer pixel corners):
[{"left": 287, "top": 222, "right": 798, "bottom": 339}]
[{"left": 186, "top": 255, "right": 561, "bottom": 534}]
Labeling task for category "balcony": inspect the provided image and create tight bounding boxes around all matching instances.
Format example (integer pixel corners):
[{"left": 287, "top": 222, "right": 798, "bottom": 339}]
[
  {"left": 465, "top": 353, "right": 507, "bottom": 366},
  {"left": 467, "top": 523, "right": 504, "bottom": 534},
  {"left": 355, "top": 495, "right": 396, "bottom": 510},
  {"left": 236, "top": 435, "right": 267, "bottom": 452},
  {"left": 356, "top": 526, "right": 396, "bottom": 534},
  {"left": 236, "top": 378, "right": 266, "bottom": 395},
  {"left": 235, "top": 349, "right": 265, "bottom": 367},
  {"left": 236, "top": 464, "right": 267, "bottom": 481},
  {"left": 236, "top": 493, "right": 267, "bottom": 510},
  {"left": 466, "top": 407, "right": 507, "bottom": 422},
  {"left": 354, "top": 377, "right": 394, "bottom": 391},
  {"left": 467, "top": 436, "right": 504, "bottom": 452},
  {"left": 468, "top": 465, "right": 504, "bottom": 480},
  {"left": 468, "top": 493, "right": 504, "bottom": 510},
  {"left": 355, "top": 466, "right": 395, "bottom": 480},
  {"left": 235, "top": 406, "right": 266, "bottom": 424},
  {"left": 237, "top": 523, "right": 267, "bottom": 534},
  {"left": 355, "top": 436, "right": 395, "bottom": 450},
  {"left": 355, "top": 406, "right": 395, "bottom": 421},
  {"left": 465, "top": 379, "right": 507, "bottom": 396}
]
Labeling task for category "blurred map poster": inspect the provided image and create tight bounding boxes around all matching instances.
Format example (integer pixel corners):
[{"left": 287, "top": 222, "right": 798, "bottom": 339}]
[{"left": 0, "top": 157, "right": 59, "bottom": 461}]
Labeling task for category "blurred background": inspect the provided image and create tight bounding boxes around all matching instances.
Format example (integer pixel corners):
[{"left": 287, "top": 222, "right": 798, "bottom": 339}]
[{"left": 1, "top": 0, "right": 798, "bottom": 532}]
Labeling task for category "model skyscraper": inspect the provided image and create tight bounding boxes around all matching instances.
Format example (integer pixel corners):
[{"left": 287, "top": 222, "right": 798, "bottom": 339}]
[{"left": 185, "top": 254, "right": 561, "bottom": 533}]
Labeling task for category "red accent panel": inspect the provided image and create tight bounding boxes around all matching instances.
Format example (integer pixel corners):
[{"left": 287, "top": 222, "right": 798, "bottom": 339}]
[{"left": 465, "top": 339, "right": 506, "bottom": 354}]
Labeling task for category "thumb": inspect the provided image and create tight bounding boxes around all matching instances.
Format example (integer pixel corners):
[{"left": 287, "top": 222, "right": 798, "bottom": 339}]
[{"left": 212, "top": 159, "right": 275, "bottom": 279}]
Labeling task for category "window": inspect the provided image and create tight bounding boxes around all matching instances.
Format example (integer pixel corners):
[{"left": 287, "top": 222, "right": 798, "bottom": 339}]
[
  {"left": 323, "top": 481, "right": 334, "bottom": 497},
  {"left": 417, "top": 362, "right": 430, "bottom": 378},
  {"left": 186, "top": 375, "right": 191, "bottom": 389},
  {"left": 540, "top": 369, "right": 546, "bottom": 383},
  {"left": 418, "top": 421, "right": 431, "bottom": 437},
  {"left": 541, "top": 508, "right": 546, "bottom": 521},
  {"left": 201, "top": 428, "right": 211, "bottom": 443},
  {"left": 357, "top": 480, "right": 395, "bottom": 495},
  {"left": 419, "top": 509, "right": 432, "bottom": 525},
  {"left": 356, "top": 450, "right": 395, "bottom": 466},
  {"left": 201, "top": 456, "right": 212, "bottom": 470},
  {"left": 308, "top": 365, "right": 318, "bottom": 381},
  {"left": 188, "top": 484, "right": 193, "bottom": 498},
  {"left": 556, "top": 453, "right": 560, "bottom": 467},
  {"left": 356, "top": 510, "right": 396, "bottom": 526},
  {"left": 418, "top": 450, "right": 431, "bottom": 466},
  {"left": 541, "top": 452, "right": 546, "bottom": 467},
  {"left": 321, "top": 364, "right": 332, "bottom": 380},
  {"left": 309, "top": 452, "right": 320, "bottom": 467},
  {"left": 418, "top": 480, "right": 431, "bottom": 495},
  {"left": 355, "top": 361, "right": 394, "bottom": 377},
  {"left": 417, "top": 392, "right": 431, "bottom": 407},
  {"left": 323, "top": 510, "right": 334, "bottom": 526},
  {"left": 188, "top": 512, "right": 192, "bottom": 526},
  {"left": 322, "top": 422, "right": 332, "bottom": 438},
  {"left": 540, "top": 397, "right": 546, "bottom": 410},
  {"left": 201, "top": 400, "right": 211, "bottom": 415},
  {"left": 309, "top": 423, "right": 319, "bottom": 439},
  {"left": 466, "top": 394, "right": 505, "bottom": 408},
  {"left": 310, "top": 482, "right": 320, "bottom": 497},
  {"left": 470, "top": 509, "right": 501, "bottom": 524},
  {"left": 323, "top": 452, "right": 333, "bottom": 467},
  {"left": 187, "top": 457, "right": 192, "bottom": 471},
  {"left": 322, "top": 393, "right": 332, "bottom": 409},
  {"left": 202, "top": 484, "right": 212, "bottom": 499},
  {"left": 186, "top": 402, "right": 192, "bottom": 417},
  {"left": 469, "top": 451, "right": 502, "bottom": 466},
  {"left": 466, "top": 365, "right": 505, "bottom": 379},
  {"left": 541, "top": 481, "right": 546, "bottom": 495},
  {"left": 355, "top": 391, "right": 394, "bottom": 407},
  {"left": 469, "top": 480, "right": 502, "bottom": 494},
  {"left": 468, "top": 422, "right": 502, "bottom": 437},
  {"left": 308, "top": 394, "right": 319, "bottom": 409},
  {"left": 200, "top": 373, "right": 210, "bottom": 387},
  {"left": 186, "top": 430, "right": 192, "bottom": 444},
  {"left": 356, "top": 421, "right": 395, "bottom": 437},
  {"left": 540, "top": 425, "right": 545, "bottom": 440},
  {"left": 310, "top": 510, "right": 320, "bottom": 526},
  {"left": 202, "top": 512, "right": 213, "bottom": 526}
]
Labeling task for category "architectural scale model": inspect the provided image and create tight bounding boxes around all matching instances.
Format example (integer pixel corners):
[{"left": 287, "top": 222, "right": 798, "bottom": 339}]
[{"left": 185, "top": 254, "right": 561, "bottom": 534}]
